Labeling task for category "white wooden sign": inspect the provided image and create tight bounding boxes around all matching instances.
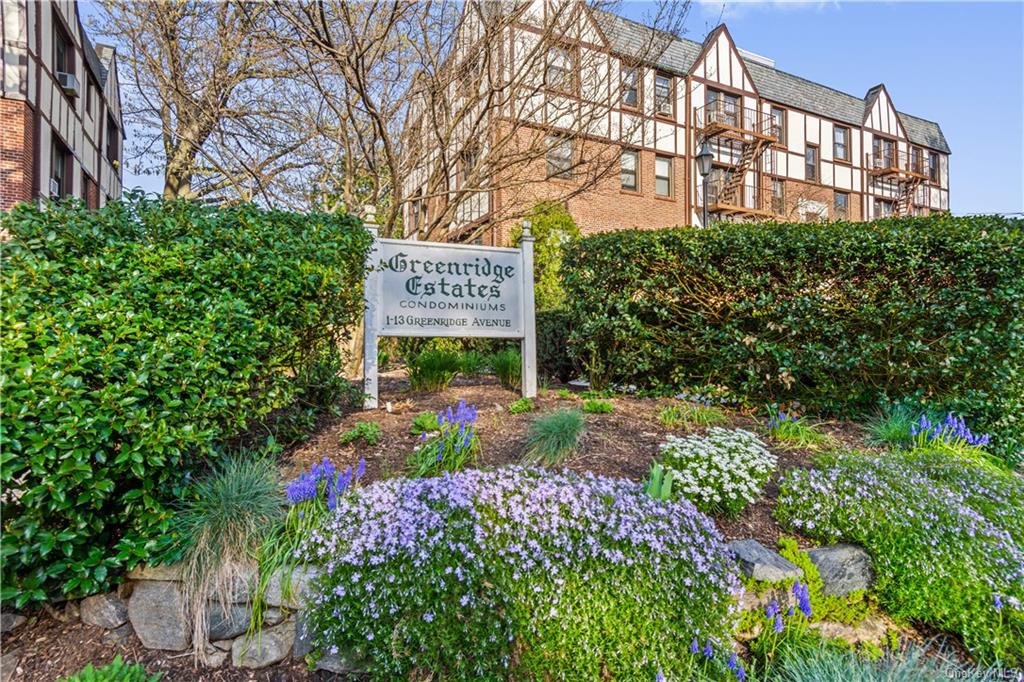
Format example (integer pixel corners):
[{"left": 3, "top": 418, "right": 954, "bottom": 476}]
[{"left": 362, "top": 214, "right": 536, "bottom": 409}]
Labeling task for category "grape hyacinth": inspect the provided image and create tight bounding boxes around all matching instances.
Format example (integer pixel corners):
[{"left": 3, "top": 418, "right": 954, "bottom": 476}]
[
  {"left": 409, "top": 400, "right": 480, "bottom": 477},
  {"left": 792, "top": 580, "right": 812, "bottom": 618},
  {"left": 285, "top": 456, "right": 365, "bottom": 508},
  {"left": 766, "top": 411, "right": 800, "bottom": 430},
  {"left": 910, "top": 413, "right": 991, "bottom": 448}
]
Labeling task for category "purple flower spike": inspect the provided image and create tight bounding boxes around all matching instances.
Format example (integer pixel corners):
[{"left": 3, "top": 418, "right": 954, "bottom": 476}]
[
  {"left": 703, "top": 640, "right": 713, "bottom": 658},
  {"left": 994, "top": 594, "right": 1003, "bottom": 611},
  {"left": 655, "top": 671, "right": 665, "bottom": 682},
  {"left": 727, "top": 652, "right": 738, "bottom": 671},
  {"left": 773, "top": 613, "right": 784, "bottom": 633},
  {"left": 690, "top": 637, "right": 699, "bottom": 654}
]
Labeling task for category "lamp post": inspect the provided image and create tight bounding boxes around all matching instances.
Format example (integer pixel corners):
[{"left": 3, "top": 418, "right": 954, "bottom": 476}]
[{"left": 696, "top": 139, "right": 714, "bottom": 227}]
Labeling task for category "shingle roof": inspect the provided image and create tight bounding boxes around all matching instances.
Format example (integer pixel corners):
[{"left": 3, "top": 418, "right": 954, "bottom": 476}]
[{"left": 591, "top": 10, "right": 950, "bottom": 154}]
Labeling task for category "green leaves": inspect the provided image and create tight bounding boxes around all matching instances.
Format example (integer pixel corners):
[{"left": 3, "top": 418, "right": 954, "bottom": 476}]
[
  {"left": 0, "top": 195, "right": 371, "bottom": 605},
  {"left": 562, "top": 216, "right": 1024, "bottom": 460}
]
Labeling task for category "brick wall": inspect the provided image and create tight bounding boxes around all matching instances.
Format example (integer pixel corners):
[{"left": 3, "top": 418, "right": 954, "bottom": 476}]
[{"left": 0, "top": 99, "right": 34, "bottom": 211}]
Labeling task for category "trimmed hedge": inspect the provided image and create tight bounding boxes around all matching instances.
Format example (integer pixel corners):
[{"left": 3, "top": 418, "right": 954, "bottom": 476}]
[
  {"left": 536, "top": 308, "right": 576, "bottom": 383},
  {"left": 1, "top": 196, "right": 371, "bottom": 605},
  {"left": 562, "top": 216, "right": 1024, "bottom": 457}
]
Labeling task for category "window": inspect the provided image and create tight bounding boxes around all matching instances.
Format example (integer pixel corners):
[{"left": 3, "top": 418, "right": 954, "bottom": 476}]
[
  {"left": 771, "top": 178, "right": 785, "bottom": 215},
  {"left": 911, "top": 147, "right": 923, "bottom": 176},
  {"left": 706, "top": 89, "right": 740, "bottom": 127},
  {"left": 805, "top": 144, "right": 819, "bottom": 182},
  {"left": 106, "top": 114, "right": 119, "bottom": 165},
  {"left": 834, "top": 191, "right": 849, "bottom": 219},
  {"left": 545, "top": 45, "right": 575, "bottom": 93},
  {"left": 771, "top": 107, "right": 786, "bottom": 145},
  {"left": 874, "top": 197, "right": 894, "bottom": 218},
  {"left": 620, "top": 149, "right": 638, "bottom": 192},
  {"left": 833, "top": 126, "right": 850, "bottom": 162},
  {"left": 873, "top": 136, "right": 894, "bottom": 169},
  {"left": 546, "top": 134, "right": 573, "bottom": 179},
  {"left": 928, "top": 152, "right": 939, "bottom": 183},
  {"left": 86, "top": 79, "right": 94, "bottom": 117},
  {"left": 621, "top": 66, "right": 638, "bottom": 108},
  {"left": 654, "top": 73, "right": 673, "bottom": 117},
  {"left": 51, "top": 135, "right": 70, "bottom": 198},
  {"left": 461, "top": 147, "right": 479, "bottom": 184},
  {"left": 53, "top": 17, "right": 72, "bottom": 75},
  {"left": 654, "top": 155, "right": 672, "bottom": 197}
]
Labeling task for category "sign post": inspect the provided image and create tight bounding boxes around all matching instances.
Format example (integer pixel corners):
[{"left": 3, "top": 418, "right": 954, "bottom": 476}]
[{"left": 361, "top": 218, "right": 537, "bottom": 409}]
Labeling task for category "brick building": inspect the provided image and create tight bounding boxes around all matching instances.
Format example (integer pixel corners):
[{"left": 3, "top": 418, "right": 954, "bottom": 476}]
[
  {"left": 402, "top": 2, "right": 950, "bottom": 244},
  {"left": 2, "top": 0, "right": 123, "bottom": 211}
]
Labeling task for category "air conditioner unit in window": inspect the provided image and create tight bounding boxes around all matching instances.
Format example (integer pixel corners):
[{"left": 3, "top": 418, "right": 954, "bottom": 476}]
[
  {"left": 49, "top": 178, "right": 60, "bottom": 197},
  {"left": 658, "top": 102, "right": 673, "bottom": 116},
  {"left": 56, "top": 71, "right": 79, "bottom": 97}
]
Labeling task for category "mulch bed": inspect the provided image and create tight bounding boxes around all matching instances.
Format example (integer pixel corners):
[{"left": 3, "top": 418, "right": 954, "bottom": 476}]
[{"left": 3, "top": 371, "right": 875, "bottom": 680}]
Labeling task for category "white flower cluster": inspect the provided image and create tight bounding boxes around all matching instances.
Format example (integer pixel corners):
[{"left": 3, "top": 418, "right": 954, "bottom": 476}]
[{"left": 659, "top": 428, "right": 777, "bottom": 516}]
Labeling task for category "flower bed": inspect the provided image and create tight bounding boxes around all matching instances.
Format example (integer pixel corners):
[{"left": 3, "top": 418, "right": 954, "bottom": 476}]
[
  {"left": 299, "top": 467, "right": 741, "bottom": 679},
  {"left": 775, "top": 449, "right": 1024, "bottom": 664}
]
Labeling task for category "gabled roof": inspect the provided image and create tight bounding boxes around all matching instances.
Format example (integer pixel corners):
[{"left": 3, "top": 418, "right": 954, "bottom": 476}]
[{"left": 591, "top": 10, "right": 950, "bottom": 154}]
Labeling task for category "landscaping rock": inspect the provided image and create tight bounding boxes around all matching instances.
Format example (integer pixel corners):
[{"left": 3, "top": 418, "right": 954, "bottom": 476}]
[
  {"left": 81, "top": 592, "right": 129, "bottom": 629},
  {"left": 212, "top": 639, "right": 235, "bottom": 652},
  {"left": 811, "top": 615, "right": 888, "bottom": 646},
  {"left": 231, "top": 620, "right": 295, "bottom": 668},
  {"left": 0, "top": 612, "right": 25, "bottom": 634},
  {"left": 729, "top": 539, "right": 803, "bottom": 582},
  {"left": 265, "top": 566, "right": 322, "bottom": 608},
  {"left": 316, "top": 649, "right": 366, "bottom": 675},
  {"left": 127, "top": 562, "right": 182, "bottom": 581},
  {"left": 207, "top": 603, "right": 252, "bottom": 640},
  {"left": 101, "top": 623, "right": 134, "bottom": 647},
  {"left": 203, "top": 565, "right": 257, "bottom": 602},
  {"left": 1, "top": 647, "right": 22, "bottom": 682},
  {"left": 808, "top": 544, "right": 874, "bottom": 596},
  {"left": 128, "top": 581, "right": 191, "bottom": 651},
  {"left": 293, "top": 611, "right": 312, "bottom": 658},
  {"left": 263, "top": 608, "right": 286, "bottom": 626},
  {"left": 203, "top": 645, "right": 230, "bottom": 668}
]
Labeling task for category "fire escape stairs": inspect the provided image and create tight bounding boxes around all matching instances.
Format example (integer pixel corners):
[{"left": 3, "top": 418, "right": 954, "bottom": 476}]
[
  {"left": 719, "top": 138, "right": 770, "bottom": 208},
  {"left": 894, "top": 176, "right": 923, "bottom": 217}
]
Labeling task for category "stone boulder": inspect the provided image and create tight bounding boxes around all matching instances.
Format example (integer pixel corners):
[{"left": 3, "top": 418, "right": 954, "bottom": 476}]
[
  {"left": 807, "top": 544, "right": 873, "bottom": 596},
  {"left": 128, "top": 581, "right": 191, "bottom": 651},
  {"left": 264, "top": 566, "right": 322, "bottom": 608},
  {"left": 126, "top": 562, "right": 182, "bottom": 581},
  {"left": 101, "top": 623, "right": 134, "bottom": 647},
  {"left": 810, "top": 615, "right": 888, "bottom": 646},
  {"left": 729, "top": 539, "right": 803, "bottom": 582},
  {"left": 0, "top": 612, "right": 26, "bottom": 634},
  {"left": 81, "top": 592, "right": 129, "bottom": 629},
  {"left": 206, "top": 602, "right": 252, "bottom": 640},
  {"left": 231, "top": 620, "right": 295, "bottom": 668}
]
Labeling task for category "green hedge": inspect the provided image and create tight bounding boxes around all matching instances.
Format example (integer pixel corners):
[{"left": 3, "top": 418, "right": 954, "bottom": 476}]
[
  {"left": 562, "top": 216, "right": 1024, "bottom": 457},
  {"left": 536, "top": 308, "right": 576, "bottom": 383},
  {"left": 0, "top": 196, "right": 372, "bottom": 605}
]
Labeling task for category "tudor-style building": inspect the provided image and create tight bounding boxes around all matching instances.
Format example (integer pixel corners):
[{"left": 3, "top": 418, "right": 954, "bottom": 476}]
[
  {"left": 401, "top": 2, "right": 950, "bottom": 243},
  {"left": 1, "top": 0, "right": 124, "bottom": 211}
]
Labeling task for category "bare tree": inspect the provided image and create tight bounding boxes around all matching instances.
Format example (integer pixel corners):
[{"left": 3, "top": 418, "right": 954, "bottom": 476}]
[
  {"left": 273, "top": 0, "right": 690, "bottom": 240},
  {"left": 93, "top": 1, "right": 321, "bottom": 202}
]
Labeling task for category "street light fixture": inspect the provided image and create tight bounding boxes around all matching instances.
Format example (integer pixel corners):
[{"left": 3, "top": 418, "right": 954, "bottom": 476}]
[{"left": 696, "top": 139, "right": 714, "bottom": 227}]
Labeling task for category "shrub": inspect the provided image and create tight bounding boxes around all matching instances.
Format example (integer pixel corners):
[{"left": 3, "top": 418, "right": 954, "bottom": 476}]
[
  {"left": 508, "top": 397, "right": 534, "bottom": 415},
  {"left": 300, "top": 467, "right": 741, "bottom": 680},
  {"left": 776, "top": 449, "right": 1024, "bottom": 664},
  {"left": 59, "top": 656, "right": 163, "bottom": 682},
  {"left": 0, "top": 195, "right": 370, "bottom": 606},
  {"left": 511, "top": 201, "right": 581, "bottom": 310},
  {"left": 659, "top": 400, "right": 730, "bottom": 429},
  {"left": 765, "top": 411, "right": 836, "bottom": 450},
  {"left": 659, "top": 428, "right": 776, "bottom": 516},
  {"left": 523, "top": 409, "right": 586, "bottom": 466},
  {"left": 172, "top": 453, "right": 281, "bottom": 658},
  {"left": 408, "top": 401, "right": 480, "bottom": 477},
  {"left": 561, "top": 216, "right": 1024, "bottom": 459},
  {"left": 490, "top": 349, "right": 522, "bottom": 390},
  {"left": 582, "top": 398, "right": 614, "bottom": 414},
  {"left": 409, "top": 411, "right": 440, "bottom": 435},
  {"left": 536, "top": 308, "right": 577, "bottom": 383},
  {"left": 339, "top": 421, "right": 383, "bottom": 446},
  {"left": 407, "top": 349, "right": 461, "bottom": 392}
]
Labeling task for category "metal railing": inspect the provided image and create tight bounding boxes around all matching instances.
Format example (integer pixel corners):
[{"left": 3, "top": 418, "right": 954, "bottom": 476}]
[
  {"left": 865, "top": 149, "right": 928, "bottom": 177},
  {"left": 695, "top": 101, "right": 777, "bottom": 139}
]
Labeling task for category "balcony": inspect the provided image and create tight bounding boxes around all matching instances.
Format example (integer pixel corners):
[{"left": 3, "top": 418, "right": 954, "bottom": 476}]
[
  {"left": 700, "top": 175, "right": 777, "bottom": 219},
  {"left": 695, "top": 102, "right": 778, "bottom": 142},
  {"left": 865, "top": 150, "right": 929, "bottom": 180}
]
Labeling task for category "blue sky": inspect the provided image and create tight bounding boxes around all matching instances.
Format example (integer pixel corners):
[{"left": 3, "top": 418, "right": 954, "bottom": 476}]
[
  {"left": 621, "top": 0, "right": 1023, "bottom": 215},
  {"left": 103, "top": 1, "right": 1023, "bottom": 215}
]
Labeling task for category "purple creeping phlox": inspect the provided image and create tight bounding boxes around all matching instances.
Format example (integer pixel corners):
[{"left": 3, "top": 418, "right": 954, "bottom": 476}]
[
  {"left": 298, "top": 466, "right": 743, "bottom": 678},
  {"left": 910, "top": 413, "right": 991, "bottom": 448}
]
